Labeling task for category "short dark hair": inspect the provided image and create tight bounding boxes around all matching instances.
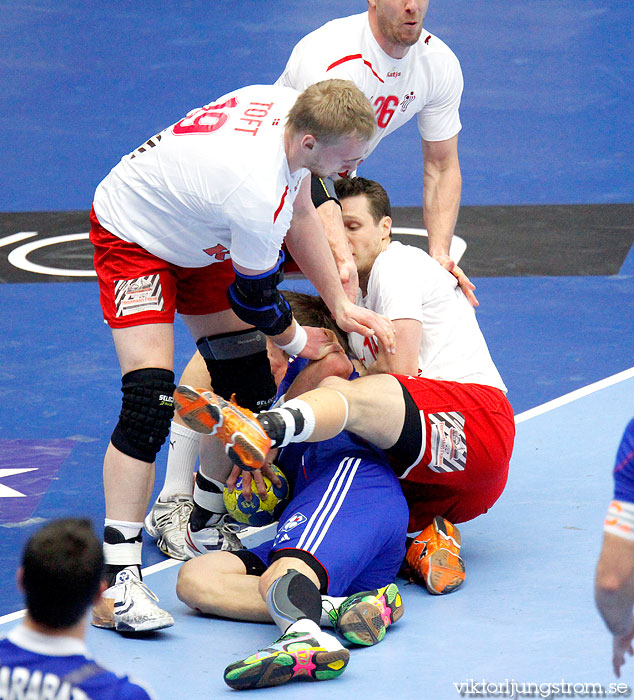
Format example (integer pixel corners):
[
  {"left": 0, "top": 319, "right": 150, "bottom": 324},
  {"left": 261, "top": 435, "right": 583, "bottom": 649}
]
[
  {"left": 22, "top": 518, "right": 104, "bottom": 629},
  {"left": 334, "top": 176, "right": 392, "bottom": 224},
  {"left": 282, "top": 290, "right": 350, "bottom": 354}
]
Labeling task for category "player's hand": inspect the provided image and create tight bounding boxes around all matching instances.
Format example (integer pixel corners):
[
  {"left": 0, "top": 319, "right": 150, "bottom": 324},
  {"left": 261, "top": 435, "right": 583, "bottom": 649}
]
[
  {"left": 613, "top": 624, "right": 634, "bottom": 677},
  {"left": 338, "top": 258, "right": 359, "bottom": 302},
  {"left": 433, "top": 253, "right": 478, "bottom": 307},
  {"left": 298, "top": 327, "right": 346, "bottom": 361},
  {"left": 225, "top": 455, "right": 281, "bottom": 501},
  {"left": 333, "top": 300, "right": 396, "bottom": 355}
]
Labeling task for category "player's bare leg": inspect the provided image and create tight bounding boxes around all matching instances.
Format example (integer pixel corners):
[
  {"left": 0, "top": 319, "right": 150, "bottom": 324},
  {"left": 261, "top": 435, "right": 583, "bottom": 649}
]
[{"left": 93, "top": 323, "right": 175, "bottom": 632}]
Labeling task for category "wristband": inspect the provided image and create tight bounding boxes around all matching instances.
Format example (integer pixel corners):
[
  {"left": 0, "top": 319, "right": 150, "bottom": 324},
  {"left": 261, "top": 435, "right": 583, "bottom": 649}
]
[{"left": 274, "top": 323, "right": 308, "bottom": 356}]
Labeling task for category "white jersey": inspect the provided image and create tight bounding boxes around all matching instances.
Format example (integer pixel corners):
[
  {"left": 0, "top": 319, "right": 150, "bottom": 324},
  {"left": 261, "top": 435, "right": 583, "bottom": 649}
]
[
  {"left": 276, "top": 12, "right": 462, "bottom": 162},
  {"left": 348, "top": 242, "right": 507, "bottom": 392},
  {"left": 93, "top": 86, "right": 309, "bottom": 270}
]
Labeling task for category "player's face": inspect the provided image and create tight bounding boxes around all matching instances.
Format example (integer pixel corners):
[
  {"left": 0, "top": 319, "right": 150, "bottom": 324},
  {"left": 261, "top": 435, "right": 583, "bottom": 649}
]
[
  {"left": 341, "top": 194, "right": 391, "bottom": 282},
  {"left": 372, "top": 0, "right": 427, "bottom": 53},
  {"left": 307, "top": 135, "right": 368, "bottom": 179}
]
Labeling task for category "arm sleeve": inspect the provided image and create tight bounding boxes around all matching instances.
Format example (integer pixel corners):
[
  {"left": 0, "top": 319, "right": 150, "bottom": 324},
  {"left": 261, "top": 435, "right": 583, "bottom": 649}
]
[{"left": 417, "top": 52, "right": 464, "bottom": 142}]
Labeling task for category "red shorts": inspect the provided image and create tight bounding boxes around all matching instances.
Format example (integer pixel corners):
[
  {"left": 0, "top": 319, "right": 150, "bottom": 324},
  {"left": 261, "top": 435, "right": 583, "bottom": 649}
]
[
  {"left": 392, "top": 375, "right": 515, "bottom": 533},
  {"left": 89, "top": 207, "right": 235, "bottom": 328}
]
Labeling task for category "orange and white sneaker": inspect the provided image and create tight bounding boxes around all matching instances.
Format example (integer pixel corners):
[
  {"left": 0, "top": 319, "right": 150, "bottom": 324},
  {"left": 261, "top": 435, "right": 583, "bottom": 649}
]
[
  {"left": 405, "top": 516, "right": 466, "bottom": 595},
  {"left": 173, "top": 385, "right": 270, "bottom": 471}
]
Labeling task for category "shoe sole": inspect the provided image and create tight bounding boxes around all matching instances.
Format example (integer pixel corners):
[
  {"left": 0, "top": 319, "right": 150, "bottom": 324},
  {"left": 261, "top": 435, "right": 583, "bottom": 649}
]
[
  {"left": 156, "top": 534, "right": 189, "bottom": 561},
  {"left": 92, "top": 601, "right": 174, "bottom": 632},
  {"left": 337, "top": 601, "right": 387, "bottom": 646},
  {"left": 174, "top": 386, "right": 221, "bottom": 435},
  {"left": 227, "top": 433, "right": 268, "bottom": 472},
  {"left": 224, "top": 648, "right": 350, "bottom": 689},
  {"left": 175, "top": 386, "right": 269, "bottom": 471},
  {"left": 425, "top": 549, "right": 466, "bottom": 595},
  {"left": 337, "top": 584, "right": 404, "bottom": 646}
]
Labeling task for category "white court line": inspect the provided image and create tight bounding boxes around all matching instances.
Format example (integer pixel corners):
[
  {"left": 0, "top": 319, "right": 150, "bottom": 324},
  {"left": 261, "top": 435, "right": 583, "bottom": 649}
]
[
  {"left": 0, "top": 559, "right": 181, "bottom": 627},
  {"left": 514, "top": 366, "right": 634, "bottom": 424},
  {"left": 2, "top": 365, "right": 633, "bottom": 628}
]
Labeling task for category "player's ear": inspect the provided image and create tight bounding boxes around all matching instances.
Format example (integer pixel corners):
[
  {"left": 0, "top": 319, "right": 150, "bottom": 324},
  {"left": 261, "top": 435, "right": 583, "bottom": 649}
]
[
  {"left": 380, "top": 215, "right": 392, "bottom": 241},
  {"left": 300, "top": 134, "right": 316, "bottom": 151}
]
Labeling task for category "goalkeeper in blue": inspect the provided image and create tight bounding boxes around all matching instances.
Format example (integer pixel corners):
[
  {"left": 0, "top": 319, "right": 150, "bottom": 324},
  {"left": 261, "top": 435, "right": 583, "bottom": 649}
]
[{"left": 176, "top": 306, "right": 407, "bottom": 690}]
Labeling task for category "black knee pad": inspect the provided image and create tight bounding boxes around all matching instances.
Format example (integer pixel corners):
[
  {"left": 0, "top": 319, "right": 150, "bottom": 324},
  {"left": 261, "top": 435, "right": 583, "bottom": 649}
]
[
  {"left": 197, "top": 329, "right": 277, "bottom": 412},
  {"left": 111, "top": 368, "right": 175, "bottom": 463}
]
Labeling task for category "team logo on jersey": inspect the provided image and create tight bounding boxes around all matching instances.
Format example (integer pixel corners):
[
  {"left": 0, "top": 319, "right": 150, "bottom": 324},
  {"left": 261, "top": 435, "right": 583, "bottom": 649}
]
[
  {"left": 203, "top": 243, "right": 230, "bottom": 261},
  {"left": 279, "top": 512, "right": 307, "bottom": 533},
  {"left": 387, "top": 70, "right": 402, "bottom": 79},
  {"left": 427, "top": 411, "right": 467, "bottom": 472},
  {"left": 114, "top": 274, "right": 164, "bottom": 317},
  {"left": 400, "top": 91, "right": 416, "bottom": 113}
]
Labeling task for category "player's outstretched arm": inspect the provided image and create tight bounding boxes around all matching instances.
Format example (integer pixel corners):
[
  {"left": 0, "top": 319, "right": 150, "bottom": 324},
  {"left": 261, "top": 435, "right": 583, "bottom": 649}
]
[{"left": 595, "top": 531, "right": 634, "bottom": 676}]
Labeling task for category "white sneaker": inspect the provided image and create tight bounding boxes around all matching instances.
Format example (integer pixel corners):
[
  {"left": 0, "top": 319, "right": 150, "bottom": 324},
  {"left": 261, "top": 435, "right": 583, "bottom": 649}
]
[
  {"left": 144, "top": 495, "right": 193, "bottom": 561},
  {"left": 92, "top": 568, "right": 174, "bottom": 632},
  {"left": 184, "top": 515, "right": 246, "bottom": 557}
]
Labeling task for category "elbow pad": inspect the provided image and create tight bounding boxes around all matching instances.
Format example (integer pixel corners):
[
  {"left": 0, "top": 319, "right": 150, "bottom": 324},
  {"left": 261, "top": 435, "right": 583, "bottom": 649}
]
[
  {"left": 228, "top": 252, "right": 293, "bottom": 336},
  {"left": 311, "top": 174, "right": 341, "bottom": 209}
]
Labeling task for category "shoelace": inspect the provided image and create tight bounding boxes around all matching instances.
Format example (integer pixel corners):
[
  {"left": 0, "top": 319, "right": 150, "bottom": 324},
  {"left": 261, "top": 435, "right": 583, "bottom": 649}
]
[
  {"left": 321, "top": 598, "right": 340, "bottom": 625},
  {"left": 155, "top": 500, "right": 193, "bottom": 530},
  {"left": 126, "top": 577, "right": 160, "bottom": 603}
]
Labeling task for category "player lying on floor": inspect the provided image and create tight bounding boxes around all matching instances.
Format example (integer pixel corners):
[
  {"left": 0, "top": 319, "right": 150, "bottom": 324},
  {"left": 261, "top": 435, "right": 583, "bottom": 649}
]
[
  {"left": 175, "top": 176, "right": 516, "bottom": 597},
  {"left": 176, "top": 300, "right": 407, "bottom": 690}
]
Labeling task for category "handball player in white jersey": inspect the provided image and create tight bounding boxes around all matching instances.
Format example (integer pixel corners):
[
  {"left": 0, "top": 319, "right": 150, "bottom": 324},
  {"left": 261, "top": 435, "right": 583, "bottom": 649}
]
[
  {"left": 276, "top": 0, "right": 473, "bottom": 300},
  {"left": 88, "top": 79, "right": 395, "bottom": 634},
  {"left": 146, "top": 0, "right": 475, "bottom": 562}
]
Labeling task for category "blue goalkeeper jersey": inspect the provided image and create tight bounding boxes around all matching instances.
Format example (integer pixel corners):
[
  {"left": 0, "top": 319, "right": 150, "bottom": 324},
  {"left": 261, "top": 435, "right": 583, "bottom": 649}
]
[{"left": 0, "top": 624, "right": 153, "bottom": 699}]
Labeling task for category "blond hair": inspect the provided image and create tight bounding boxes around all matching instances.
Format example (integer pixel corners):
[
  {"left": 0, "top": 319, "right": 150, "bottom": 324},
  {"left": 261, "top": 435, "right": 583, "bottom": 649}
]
[{"left": 286, "top": 79, "right": 376, "bottom": 144}]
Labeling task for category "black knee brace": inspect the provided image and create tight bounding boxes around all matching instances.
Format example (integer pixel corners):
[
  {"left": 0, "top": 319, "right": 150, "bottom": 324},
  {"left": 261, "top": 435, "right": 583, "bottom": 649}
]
[
  {"left": 196, "top": 329, "right": 277, "bottom": 412},
  {"left": 110, "top": 368, "right": 175, "bottom": 463}
]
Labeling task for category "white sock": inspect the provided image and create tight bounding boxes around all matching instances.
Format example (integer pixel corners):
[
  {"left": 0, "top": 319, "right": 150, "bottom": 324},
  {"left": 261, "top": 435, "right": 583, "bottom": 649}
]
[
  {"left": 276, "top": 399, "right": 316, "bottom": 445},
  {"left": 103, "top": 519, "right": 143, "bottom": 566},
  {"left": 158, "top": 422, "right": 199, "bottom": 500}
]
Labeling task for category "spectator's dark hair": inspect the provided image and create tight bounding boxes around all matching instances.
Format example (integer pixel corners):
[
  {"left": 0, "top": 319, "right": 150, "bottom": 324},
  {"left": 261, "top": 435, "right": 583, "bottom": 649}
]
[
  {"left": 22, "top": 518, "right": 104, "bottom": 629},
  {"left": 334, "top": 176, "right": 392, "bottom": 224},
  {"left": 282, "top": 290, "right": 350, "bottom": 355}
]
